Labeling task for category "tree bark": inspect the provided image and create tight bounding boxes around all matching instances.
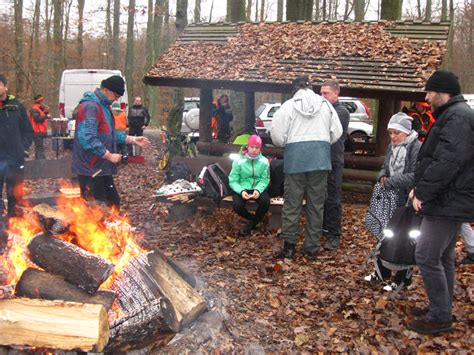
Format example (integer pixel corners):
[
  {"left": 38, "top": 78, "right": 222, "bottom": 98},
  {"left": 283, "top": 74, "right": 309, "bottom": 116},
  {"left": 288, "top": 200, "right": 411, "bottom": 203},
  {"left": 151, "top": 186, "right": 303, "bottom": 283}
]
[
  {"left": 260, "top": 0, "right": 265, "bottom": 21},
  {"left": 277, "top": 0, "right": 283, "bottom": 21},
  {"left": 52, "top": 0, "right": 62, "bottom": 102},
  {"left": 112, "top": 0, "right": 121, "bottom": 69},
  {"left": 77, "top": 0, "right": 85, "bottom": 67},
  {"left": 194, "top": 0, "right": 201, "bottom": 22},
  {"left": 14, "top": 0, "right": 24, "bottom": 96},
  {"left": 105, "top": 0, "right": 113, "bottom": 68},
  {"left": 441, "top": 0, "right": 448, "bottom": 21},
  {"left": 424, "top": 0, "right": 432, "bottom": 21},
  {"left": 380, "top": 0, "right": 403, "bottom": 20},
  {"left": 246, "top": 0, "right": 252, "bottom": 21},
  {"left": 228, "top": 0, "right": 246, "bottom": 22},
  {"left": 354, "top": 0, "right": 365, "bottom": 21},
  {"left": 0, "top": 298, "right": 109, "bottom": 352},
  {"left": 175, "top": 0, "right": 188, "bottom": 32},
  {"left": 15, "top": 268, "right": 116, "bottom": 311},
  {"left": 62, "top": 0, "right": 73, "bottom": 69},
  {"left": 287, "top": 0, "right": 314, "bottom": 21},
  {"left": 125, "top": 0, "right": 136, "bottom": 99},
  {"left": 27, "top": 233, "right": 116, "bottom": 294}
]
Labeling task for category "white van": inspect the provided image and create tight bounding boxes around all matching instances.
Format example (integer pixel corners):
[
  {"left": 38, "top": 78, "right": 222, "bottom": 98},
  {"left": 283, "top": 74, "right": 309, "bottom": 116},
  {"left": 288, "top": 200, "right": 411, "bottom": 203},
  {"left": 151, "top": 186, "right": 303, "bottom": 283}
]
[{"left": 58, "top": 69, "right": 128, "bottom": 136}]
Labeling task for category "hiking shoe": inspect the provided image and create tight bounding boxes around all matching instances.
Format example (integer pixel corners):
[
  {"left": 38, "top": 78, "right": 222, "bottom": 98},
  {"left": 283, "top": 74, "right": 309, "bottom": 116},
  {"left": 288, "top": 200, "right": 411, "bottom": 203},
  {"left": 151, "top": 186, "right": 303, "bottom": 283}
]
[
  {"left": 324, "top": 237, "right": 340, "bottom": 250},
  {"left": 407, "top": 317, "right": 453, "bottom": 335},
  {"left": 460, "top": 253, "right": 474, "bottom": 265},
  {"left": 411, "top": 306, "right": 429, "bottom": 317},
  {"left": 240, "top": 221, "right": 256, "bottom": 236},
  {"left": 278, "top": 242, "right": 296, "bottom": 260},
  {"left": 364, "top": 272, "right": 381, "bottom": 283},
  {"left": 303, "top": 248, "right": 319, "bottom": 259}
]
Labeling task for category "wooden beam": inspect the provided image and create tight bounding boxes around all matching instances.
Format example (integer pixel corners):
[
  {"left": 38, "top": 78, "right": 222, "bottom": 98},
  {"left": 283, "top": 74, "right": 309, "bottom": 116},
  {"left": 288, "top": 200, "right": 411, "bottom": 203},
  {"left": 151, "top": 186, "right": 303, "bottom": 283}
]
[
  {"left": 245, "top": 91, "right": 256, "bottom": 132},
  {"left": 0, "top": 298, "right": 109, "bottom": 352},
  {"left": 375, "top": 98, "right": 394, "bottom": 156},
  {"left": 199, "top": 88, "right": 213, "bottom": 143}
]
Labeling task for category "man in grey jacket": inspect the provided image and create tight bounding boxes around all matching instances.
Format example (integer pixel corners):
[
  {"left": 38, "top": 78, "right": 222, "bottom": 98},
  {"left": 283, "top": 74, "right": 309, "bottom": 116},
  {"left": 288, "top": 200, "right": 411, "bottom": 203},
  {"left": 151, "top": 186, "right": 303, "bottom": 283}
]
[{"left": 271, "top": 76, "right": 342, "bottom": 259}]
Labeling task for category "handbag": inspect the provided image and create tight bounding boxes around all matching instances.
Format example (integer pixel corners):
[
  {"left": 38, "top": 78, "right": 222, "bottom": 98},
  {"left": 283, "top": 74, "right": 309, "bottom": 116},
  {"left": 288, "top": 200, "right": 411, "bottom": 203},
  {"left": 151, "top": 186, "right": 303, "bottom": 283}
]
[
  {"left": 378, "top": 203, "right": 422, "bottom": 266},
  {"left": 365, "top": 182, "right": 399, "bottom": 240}
]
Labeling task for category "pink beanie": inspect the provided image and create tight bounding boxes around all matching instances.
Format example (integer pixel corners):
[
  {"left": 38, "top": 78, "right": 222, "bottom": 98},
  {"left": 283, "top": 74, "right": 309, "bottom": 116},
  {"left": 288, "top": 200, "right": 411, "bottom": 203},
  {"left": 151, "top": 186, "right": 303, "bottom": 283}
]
[{"left": 247, "top": 134, "right": 262, "bottom": 148}]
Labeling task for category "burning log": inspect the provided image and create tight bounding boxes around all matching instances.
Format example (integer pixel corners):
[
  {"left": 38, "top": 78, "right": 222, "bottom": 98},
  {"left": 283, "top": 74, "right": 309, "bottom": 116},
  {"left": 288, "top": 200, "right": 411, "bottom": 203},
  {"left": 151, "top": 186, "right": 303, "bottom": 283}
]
[
  {"left": 105, "top": 299, "right": 176, "bottom": 353},
  {"left": 27, "top": 233, "right": 115, "bottom": 294},
  {"left": 0, "top": 298, "right": 109, "bottom": 352},
  {"left": 32, "top": 203, "right": 70, "bottom": 234},
  {"left": 15, "top": 268, "right": 116, "bottom": 311},
  {"left": 112, "top": 250, "right": 206, "bottom": 332}
]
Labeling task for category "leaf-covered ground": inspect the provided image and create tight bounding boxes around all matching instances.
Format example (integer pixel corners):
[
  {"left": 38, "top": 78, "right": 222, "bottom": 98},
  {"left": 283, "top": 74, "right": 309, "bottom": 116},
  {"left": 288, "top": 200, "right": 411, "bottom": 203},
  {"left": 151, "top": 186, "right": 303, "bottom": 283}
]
[{"left": 23, "top": 138, "right": 473, "bottom": 353}]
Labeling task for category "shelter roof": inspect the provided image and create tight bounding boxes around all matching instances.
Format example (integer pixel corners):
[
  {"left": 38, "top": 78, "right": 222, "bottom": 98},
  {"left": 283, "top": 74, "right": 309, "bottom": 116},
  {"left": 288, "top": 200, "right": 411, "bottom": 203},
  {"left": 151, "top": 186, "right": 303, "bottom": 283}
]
[{"left": 144, "top": 21, "right": 450, "bottom": 99}]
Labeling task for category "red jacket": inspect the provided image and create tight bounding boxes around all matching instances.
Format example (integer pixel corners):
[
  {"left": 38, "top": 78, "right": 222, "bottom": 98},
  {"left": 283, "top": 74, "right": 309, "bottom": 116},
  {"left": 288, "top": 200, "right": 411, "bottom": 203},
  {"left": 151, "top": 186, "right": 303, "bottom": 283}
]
[{"left": 30, "top": 103, "right": 49, "bottom": 133}]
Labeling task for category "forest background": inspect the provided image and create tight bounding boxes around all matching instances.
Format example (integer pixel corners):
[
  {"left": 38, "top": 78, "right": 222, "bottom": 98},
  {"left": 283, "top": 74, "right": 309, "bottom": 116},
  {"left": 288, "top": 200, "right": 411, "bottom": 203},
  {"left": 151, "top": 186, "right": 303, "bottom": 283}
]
[{"left": 1, "top": 0, "right": 473, "bottom": 127}]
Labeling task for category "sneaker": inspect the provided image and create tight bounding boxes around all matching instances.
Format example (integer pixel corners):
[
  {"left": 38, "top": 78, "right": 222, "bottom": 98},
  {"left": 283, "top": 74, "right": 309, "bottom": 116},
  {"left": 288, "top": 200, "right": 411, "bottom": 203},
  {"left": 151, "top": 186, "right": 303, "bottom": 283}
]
[
  {"left": 383, "top": 282, "right": 399, "bottom": 292},
  {"left": 364, "top": 272, "right": 381, "bottom": 282},
  {"left": 407, "top": 317, "right": 453, "bottom": 335},
  {"left": 460, "top": 253, "right": 474, "bottom": 265}
]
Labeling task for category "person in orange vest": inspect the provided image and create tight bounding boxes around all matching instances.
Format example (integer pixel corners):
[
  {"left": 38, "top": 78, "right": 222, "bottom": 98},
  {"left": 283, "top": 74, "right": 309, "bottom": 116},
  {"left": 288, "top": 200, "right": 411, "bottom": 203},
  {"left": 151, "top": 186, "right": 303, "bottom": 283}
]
[
  {"left": 30, "top": 94, "right": 51, "bottom": 159},
  {"left": 403, "top": 101, "right": 435, "bottom": 142},
  {"left": 111, "top": 101, "right": 128, "bottom": 160},
  {"left": 211, "top": 101, "right": 219, "bottom": 139}
]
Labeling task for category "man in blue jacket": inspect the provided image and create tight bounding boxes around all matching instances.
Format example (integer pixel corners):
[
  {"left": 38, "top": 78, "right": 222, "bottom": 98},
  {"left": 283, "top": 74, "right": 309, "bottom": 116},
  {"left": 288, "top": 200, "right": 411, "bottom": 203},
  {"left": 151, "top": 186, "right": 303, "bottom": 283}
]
[
  {"left": 72, "top": 75, "right": 150, "bottom": 209},
  {"left": 408, "top": 70, "right": 474, "bottom": 335}
]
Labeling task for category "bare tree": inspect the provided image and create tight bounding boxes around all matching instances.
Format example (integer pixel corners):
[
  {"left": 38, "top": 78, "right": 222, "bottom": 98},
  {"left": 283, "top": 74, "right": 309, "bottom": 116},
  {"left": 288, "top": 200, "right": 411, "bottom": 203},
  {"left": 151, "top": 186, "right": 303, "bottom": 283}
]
[
  {"left": 28, "top": 0, "right": 42, "bottom": 93},
  {"left": 354, "top": 0, "right": 365, "bottom": 21},
  {"left": 77, "top": 0, "right": 85, "bottom": 67},
  {"left": 112, "top": 0, "right": 120, "bottom": 69},
  {"left": 287, "top": 0, "right": 313, "bottom": 20},
  {"left": 194, "top": 0, "right": 201, "bottom": 23},
  {"left": 105, "top": 0, "right": 112, "bottom": 67},
  {"left": 125, "top": 0, "right": 136, "bottom": 99},
  {"left": 209, "top": 0, "right": 214, "bottom": 22},
  {"left": 62, "top": 0, "right": 73, "bottom": 69},
  {"left": 52, "top": 0, "right": 63, "bottom": 100},
  {"left": 425, "top": 0, "right": 432, "bottom": 20},
  {"left": 277, "top": 0, "right": 283, "bottom": 21},
  {"left": 246, "top": 0, "right": 252, "bottom": 21},
  {"left": 380, "top": 0, "right": 403, "bottom": 20},
  {"left": 260, "top": 0, "right": 265, "bottom": 21},
  {"left": 441, "top": 0, "right": 448, "bottom": 21},
  {"left": 14, "top": 0, "right": 24, "bottom": 96},
  {"left": 254, "top": 0, "right": 259, "bottom": 21}
]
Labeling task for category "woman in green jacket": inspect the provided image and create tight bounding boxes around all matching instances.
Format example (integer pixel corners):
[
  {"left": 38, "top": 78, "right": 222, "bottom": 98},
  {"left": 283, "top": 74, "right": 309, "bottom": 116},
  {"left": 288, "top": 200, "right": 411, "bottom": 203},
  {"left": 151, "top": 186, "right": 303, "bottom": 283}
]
[{"left": 229, "top": 135, "right": 270, "bottom": 236}]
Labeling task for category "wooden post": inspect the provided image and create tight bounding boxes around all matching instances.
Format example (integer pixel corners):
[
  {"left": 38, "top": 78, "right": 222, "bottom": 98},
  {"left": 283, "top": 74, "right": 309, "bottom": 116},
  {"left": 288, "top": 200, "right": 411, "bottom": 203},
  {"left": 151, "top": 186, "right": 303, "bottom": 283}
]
[
  {"left": 244, "top": 91, "right": 255, "bottom": 132},
  {"left": 199, "top": 87, "right": 213, "bottom": 143},
  {"left": 375, "top": 98, "right": 394, "bottom": 156}
]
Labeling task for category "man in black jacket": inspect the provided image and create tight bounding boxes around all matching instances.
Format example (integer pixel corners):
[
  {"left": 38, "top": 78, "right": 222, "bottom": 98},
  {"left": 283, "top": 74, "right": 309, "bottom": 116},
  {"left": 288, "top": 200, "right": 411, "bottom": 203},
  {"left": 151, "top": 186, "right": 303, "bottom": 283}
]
[
  {"left": 408, "top": 70, "right": 474, "bottom": 335},
  {"left": 320, "top": 80, "right": 350, "bottom": 250},
  {"left": 0, "top": 74, "right": 34, "bottom": 218},
  {"left": 128, "top": 96, "right": 150, "bottom": 137}
]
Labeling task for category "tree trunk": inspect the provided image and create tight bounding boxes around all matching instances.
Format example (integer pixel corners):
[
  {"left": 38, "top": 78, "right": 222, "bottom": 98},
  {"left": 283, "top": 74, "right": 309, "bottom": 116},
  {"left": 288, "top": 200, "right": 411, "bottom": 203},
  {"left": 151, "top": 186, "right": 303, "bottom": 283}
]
[
  {"left": 380, "top": 0, "right": 403, "bottom": 20},
  {"left": 77, "top": 0, "right": 85, "bottom": 67},
  {"left": 112, "top": 0, "right": 121, "bottom": 69},
  {"left": 175, "top": 0, "right": 188, "bottom": 32},
  {"left": 27, "top": 233, "right": 116, "bottom": 294},
  {"left": 125, "top": 0, "right": 136, "bottom": 100},
  {"left": 16, "top": 268, "right": 116, "bottom": 311},
  {"left": 105, "top": 0, "right": 113, "bottom": 68},
  {"left": 209, "top": 0, "right": 214, "bottom": 22},
  {"left": 314, "top": 0, "right": 320, "bottom": 20},
  {"left": 229, "top": 0, "right": 246, "bottom": 22},
  {"left": 28, "top": 0, "right": 41, "bottom": 94},
  {"left": 441, "top": 0, "right": 448, "bottom": 21},
  {"left": 144, "top": 0, "right": 155, "bottom": 109},
  {"left": 424, "top": 0, "right": 432, "bottom": 21},
  {"left": 194, "top": 0, "right": 201, "bottom": 22},
  {"left": 287, "top": 0, "right": 314, "bottom": 21},
  {"left": 52, "top": 0, "right": 62, "bottom": 103},
  {"left": 62, "top": 0, "right": 73, "bottom": 69},
  {"left": 277, "top": 0, "right": 283, "bottom": 21},
  {"left": 354, "top": 0, "right": 365, "bottom": 21},
  {"left": 14, "top": 0, "right": 24, "bottom": 96},
  {"left": 246, "top": 0, "right": 252, "bottom": 21},
  {"left": 260, "top": 0, "right": 265, "bottom": 21},
  {"left": 0, "top": 298, "right": 109, "bottom": 352},
  {"left": 254, "top": 0, "right": 258, "bottom": 21}
]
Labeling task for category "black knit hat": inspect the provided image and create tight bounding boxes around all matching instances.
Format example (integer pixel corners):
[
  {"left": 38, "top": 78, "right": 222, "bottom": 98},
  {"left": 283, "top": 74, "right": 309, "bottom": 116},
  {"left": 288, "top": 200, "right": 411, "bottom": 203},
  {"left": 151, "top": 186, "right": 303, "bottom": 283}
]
[
  {"left": 425, "top": 70, "right": 461, "bottom": 96},
  {"left": 0, "top": 74, "right": 7, "bottom": 85},
  {"left": 101, "top": 75, "right": 125, "bottom": 96},
  {"left": 34, "top": 94, "right": 44, "bottom": 102}
]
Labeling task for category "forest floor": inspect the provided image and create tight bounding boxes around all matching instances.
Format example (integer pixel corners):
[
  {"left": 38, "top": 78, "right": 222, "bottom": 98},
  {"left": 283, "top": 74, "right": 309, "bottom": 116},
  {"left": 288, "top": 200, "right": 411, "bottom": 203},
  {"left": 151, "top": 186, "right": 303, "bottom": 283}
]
[{"left": 20, "top": 134, "right": 474, "bottom": 353}]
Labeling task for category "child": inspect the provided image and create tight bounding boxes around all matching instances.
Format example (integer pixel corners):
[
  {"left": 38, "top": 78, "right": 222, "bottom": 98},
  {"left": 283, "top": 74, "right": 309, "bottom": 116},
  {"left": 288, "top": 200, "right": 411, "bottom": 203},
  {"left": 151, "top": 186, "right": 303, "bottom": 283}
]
[{"left": 229, "top": 135, "right": 270, "bottom": 236}]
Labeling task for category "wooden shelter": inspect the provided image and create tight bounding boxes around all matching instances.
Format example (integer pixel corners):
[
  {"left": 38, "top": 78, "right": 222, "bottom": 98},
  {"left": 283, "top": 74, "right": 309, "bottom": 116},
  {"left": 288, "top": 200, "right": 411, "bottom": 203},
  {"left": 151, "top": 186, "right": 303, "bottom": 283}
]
[{"left": 144, "top": 20, "right": 450, "bottom": 155}]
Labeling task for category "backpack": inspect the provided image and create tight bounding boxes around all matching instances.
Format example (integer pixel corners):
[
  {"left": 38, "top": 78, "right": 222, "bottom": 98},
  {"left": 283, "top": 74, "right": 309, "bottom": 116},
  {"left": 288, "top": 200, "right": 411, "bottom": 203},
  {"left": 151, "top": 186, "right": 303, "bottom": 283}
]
[
  {"left": 268, "top": 158, "right": 284, "bottom": 197},
  {"left": 197, "top": 163, "right": 230, "bottom": 204},
  {"left": 365, "top": 182, "right": 399, "bottom": 240},
  {"left": 165, "top": 162, "right": 192, "bottom": 184}
]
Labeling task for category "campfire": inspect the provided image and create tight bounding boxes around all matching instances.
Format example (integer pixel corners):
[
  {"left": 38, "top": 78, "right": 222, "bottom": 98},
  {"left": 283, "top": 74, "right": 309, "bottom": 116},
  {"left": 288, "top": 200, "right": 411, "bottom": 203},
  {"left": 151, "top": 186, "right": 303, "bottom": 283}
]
[{"left": 0, "top": 187, "right": 206, "bottom": 353}]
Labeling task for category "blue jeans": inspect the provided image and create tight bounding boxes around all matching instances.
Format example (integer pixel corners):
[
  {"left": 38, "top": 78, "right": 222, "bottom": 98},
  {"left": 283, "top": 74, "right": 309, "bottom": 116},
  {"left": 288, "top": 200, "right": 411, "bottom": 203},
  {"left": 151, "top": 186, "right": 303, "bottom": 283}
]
[{"left": 415, "top": 216, "right": 460, "bottom": 322}]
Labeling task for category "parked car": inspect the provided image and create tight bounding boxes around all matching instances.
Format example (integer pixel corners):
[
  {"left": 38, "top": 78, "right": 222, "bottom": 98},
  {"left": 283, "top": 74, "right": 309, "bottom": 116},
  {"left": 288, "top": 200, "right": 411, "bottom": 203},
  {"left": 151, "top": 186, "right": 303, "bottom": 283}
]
[
  {"left": 464, "top": 94, "right": 474, "bottom": 109},
  {"left": 255, "top": 100, "right": 373, "bottom": 145},
  {"left": 59, "top": 69, "right": 129, "bottom": 138}
]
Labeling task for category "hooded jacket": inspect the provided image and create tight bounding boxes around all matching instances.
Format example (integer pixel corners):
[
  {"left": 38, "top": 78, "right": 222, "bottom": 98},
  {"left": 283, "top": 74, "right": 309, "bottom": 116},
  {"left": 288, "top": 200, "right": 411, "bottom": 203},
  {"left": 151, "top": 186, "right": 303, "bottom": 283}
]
[
  {"left": 72, "top": 89, "right": 126, "bottom": 176},
  {"left": 0, "top": 95, "right": 33, "bottom": 166},
  {"left": 229, "top": 153, "right": 270, "bottom": 194},
  {"left": 414, "top": 95, "right": 474, "bottom": 221},
  {"left": 270, "top": 88, "right": 342, "bottom": 174}
]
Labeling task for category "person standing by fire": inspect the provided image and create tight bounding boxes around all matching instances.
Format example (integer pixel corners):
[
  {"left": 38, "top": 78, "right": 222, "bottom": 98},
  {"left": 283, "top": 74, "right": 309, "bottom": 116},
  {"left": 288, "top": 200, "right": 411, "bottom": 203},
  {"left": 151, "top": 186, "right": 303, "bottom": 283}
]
[
  {"left": 72, "top": 75, "right": 150, "bottom": 210},
  {"left": 29, "top": 94, "right": 51, "bottom": 159},
  {"left": 0, "top": 74, "right": 34, "bottom": 220}
]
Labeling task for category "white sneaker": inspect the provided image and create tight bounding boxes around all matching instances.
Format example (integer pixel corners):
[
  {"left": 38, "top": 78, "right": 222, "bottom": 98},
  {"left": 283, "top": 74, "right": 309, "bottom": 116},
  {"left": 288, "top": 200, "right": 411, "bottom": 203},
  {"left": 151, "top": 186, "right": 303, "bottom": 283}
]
[
  {"left": 383, "top": 282, "right": 398, "bottom": 292},
  {"left": 364, "top": 272, "right": 380, "bottom": 282}
]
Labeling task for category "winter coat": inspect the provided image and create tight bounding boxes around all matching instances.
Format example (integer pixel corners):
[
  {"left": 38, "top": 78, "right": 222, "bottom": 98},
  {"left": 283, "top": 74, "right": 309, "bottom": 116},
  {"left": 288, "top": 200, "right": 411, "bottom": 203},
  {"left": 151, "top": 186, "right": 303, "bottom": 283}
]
[
  {"left": 30, "top": 103, "right": 49, "bottom": 134},
  {"left": 113, "top": 111, "right": 127, "bottom": 131},
  {"left": 414, "top": 95, "right": 474, "bottom": 221},
  {"left": 331, "top": 101, "right": 350, "bottom": 164},
  {"left": 229, "top": 154, "right": 270, "bottom": 194},
  {"left": 378, "top": 131, "right": 421, "bottom": 206},
  {"left": 270, "top": 88, "right": 342, "bottom": 174},
  {"left": 128, "top": 105, "right": 150, "bottom": 128},
  {"left": 0, "top": 95, "right": 33, "bottom": 166},
  {"left": 72, "top": 89, "right": 126, "bottom": 177}
]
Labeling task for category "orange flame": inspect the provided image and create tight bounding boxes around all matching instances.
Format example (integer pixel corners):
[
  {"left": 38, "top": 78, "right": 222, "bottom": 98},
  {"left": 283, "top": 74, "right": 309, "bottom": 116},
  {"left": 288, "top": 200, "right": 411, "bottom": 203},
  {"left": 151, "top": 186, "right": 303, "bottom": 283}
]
[{"left": 3, "top": 184, "right": 145, "bottom": 289}]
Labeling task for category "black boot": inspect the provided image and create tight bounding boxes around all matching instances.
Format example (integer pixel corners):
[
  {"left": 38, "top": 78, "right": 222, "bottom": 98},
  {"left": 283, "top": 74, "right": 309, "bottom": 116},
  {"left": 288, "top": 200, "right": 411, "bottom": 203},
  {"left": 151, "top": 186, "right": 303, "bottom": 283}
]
[
  {"left": 240, "top": 220, "right": 257, "bottom": 236},
  {"left": 278, "top": 242, "right": 296, "bottom": 259}
]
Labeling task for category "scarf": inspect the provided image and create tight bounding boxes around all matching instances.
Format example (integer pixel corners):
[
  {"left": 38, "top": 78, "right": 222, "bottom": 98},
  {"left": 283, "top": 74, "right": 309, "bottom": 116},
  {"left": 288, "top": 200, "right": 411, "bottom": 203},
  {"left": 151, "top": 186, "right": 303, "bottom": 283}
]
[{"left": 389, "top": 131, "right": 418, "bottom": 176}]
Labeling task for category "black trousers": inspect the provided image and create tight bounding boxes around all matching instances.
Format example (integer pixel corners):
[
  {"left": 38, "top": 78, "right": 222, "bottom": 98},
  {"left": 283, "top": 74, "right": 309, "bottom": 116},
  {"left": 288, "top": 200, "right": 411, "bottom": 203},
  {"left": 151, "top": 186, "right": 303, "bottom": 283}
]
[
  {"left": 232, "top": 190, "right": 270, "bottom": 223},
  {"left": 78, "top": 174, "right": 120, "bottom": 210},
  {"left": 0, "top": 164, "right": 24, "bottom": 216},
  {"left": 33, "top": 133, "right": 46, "bottom": 160},
  {"left": 129, "top": 125, "right": 143, "bottom": 137},
  {"left": 323, "top": 162, "right": 343, "bottom": 240}
]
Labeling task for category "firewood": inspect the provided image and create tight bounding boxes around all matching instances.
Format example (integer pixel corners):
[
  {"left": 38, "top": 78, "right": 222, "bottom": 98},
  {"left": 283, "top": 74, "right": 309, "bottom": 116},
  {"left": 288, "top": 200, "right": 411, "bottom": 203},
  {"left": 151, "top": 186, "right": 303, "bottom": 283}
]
[
  {"left": 15, "top": 268, "right": 116, "bottom": 311},
  {"left": 32, "top": 203, "right": 70, "bottom": 234},
  {"left": 27, "top": 232, "right": 115, "bottom": 294},
  {"left": 105, "top": 298, "right": 176, "bottom": 353},
  {"left": 0, "top": 298, "right": 109, "bottom": 352}
]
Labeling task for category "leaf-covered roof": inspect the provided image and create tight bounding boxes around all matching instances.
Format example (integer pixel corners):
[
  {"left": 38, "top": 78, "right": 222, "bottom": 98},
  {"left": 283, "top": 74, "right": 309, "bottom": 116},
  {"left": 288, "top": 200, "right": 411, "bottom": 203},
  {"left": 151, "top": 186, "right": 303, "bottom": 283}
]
[{"left": 144, "top": 21, "right": 450, "bottom": 97}]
